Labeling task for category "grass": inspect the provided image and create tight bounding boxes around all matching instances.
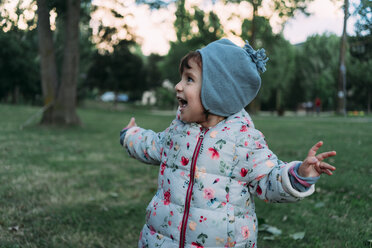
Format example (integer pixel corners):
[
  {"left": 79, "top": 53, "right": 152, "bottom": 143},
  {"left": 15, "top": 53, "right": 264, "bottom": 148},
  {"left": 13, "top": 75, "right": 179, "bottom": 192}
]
[{"left": 0, "top": 103, "right": 371, "bottom": 248}]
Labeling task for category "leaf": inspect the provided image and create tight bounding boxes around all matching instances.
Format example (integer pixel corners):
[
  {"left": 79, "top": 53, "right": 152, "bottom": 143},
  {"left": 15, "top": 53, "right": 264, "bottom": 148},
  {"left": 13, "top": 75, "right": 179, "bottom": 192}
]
[
  {"left": 109, "top": 192, "right": 118, "bottom": 198},
  {"left": 314, "top": 202, "right": 325, "bottom": 208},
  {"left": 215, "top": 139, "right": 226, "bottom": 150},
  {"left": 282, "top": 215, "right": 288, "bottom": 222},
  {"left": 365, "top": 240, "right": 372, "bottom": 246},
  {"left": 263, "top": 236, "right": 276, "bottom": 240},
  {"left": 258, "top": 224, "right": 282, "bottom": 236},
  {"left": 8, "top": 225, "right": 19, "bottom": 232},
  {"left": 289, "top": 232, "right": 306, "bottom": 240}
]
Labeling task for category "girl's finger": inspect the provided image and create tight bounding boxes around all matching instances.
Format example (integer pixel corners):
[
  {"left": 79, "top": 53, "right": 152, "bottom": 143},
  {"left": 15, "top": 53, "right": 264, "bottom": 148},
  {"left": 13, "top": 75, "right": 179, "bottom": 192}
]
[
  {"left": 316, "top": 151, "right": 337, "bottom": 161},
  {"left": 308, "top": 141, "right": 323, "bottom": 157},
  {"left": 129, "top": 117, "right": 137, "bottom": 127},
  {"left": 319, "top": 162, "right": 336, "bottom": 175},
  {"left": 319, "top": 162, "right": 336, "bottom": 171},
  {"left": 322, "top": 169, "right": 333, "bottom": 175}
]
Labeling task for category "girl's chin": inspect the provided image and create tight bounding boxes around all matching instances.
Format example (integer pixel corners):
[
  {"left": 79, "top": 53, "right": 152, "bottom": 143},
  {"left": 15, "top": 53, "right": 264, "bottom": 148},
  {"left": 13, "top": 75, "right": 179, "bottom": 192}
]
[
  {"left": 180, "top": 112, "right": 193, "bottom": 123},
  {"left": 180, "top": 113, "right": 206, "bottom": 125}
]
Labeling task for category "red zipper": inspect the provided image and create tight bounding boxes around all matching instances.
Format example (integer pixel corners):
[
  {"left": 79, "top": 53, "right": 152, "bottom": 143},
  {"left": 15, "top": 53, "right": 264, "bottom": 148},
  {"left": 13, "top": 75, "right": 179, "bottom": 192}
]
[{"left": 179, "top": 129, "right": 208, "bottom": 248}]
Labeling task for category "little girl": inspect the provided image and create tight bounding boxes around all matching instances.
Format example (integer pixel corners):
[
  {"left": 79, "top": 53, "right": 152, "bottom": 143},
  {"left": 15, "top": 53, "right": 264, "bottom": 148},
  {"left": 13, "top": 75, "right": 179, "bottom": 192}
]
[{"left": 120, "top": 39, "right": 336, "bottom": 248}]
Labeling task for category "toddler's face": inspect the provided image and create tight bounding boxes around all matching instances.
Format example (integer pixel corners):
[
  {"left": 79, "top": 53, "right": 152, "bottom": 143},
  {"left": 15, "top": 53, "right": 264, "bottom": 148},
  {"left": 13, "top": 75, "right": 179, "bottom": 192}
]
[{"left": 175, "top": 58, "right": 206, "bottom": 124}]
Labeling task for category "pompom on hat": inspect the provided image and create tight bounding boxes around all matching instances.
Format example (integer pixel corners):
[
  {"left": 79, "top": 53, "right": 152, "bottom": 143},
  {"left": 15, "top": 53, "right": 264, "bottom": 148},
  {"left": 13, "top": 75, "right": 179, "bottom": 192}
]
[{"left": 198, "top": 38, "right": 268, "bottom": 117}]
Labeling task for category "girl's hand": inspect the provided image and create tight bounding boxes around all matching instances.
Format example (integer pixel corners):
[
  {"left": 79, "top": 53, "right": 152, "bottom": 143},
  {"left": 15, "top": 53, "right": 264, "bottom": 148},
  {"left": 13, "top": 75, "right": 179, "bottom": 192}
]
[
  {"left": 298, "top": 141, "right": 336, "bottom": 178},
  {"left": 123, "top": 117, "right": 137, "bottom": 130}
]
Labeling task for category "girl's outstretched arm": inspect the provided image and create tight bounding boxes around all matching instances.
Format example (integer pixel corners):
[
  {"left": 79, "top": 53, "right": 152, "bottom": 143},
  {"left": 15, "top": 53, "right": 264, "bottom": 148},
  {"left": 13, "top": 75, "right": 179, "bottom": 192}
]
[
  {"left": 298, "top": 141, "right": 336, "bottom": 178},
  {"left": 121, "top": 117, "right": 168, "bottom": 165}
]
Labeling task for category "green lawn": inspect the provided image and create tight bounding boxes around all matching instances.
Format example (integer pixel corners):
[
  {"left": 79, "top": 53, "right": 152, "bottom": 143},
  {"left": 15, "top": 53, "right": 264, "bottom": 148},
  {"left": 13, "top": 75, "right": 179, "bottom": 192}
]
[{"left": 0, "top": 104, "right": 371, "bottom": 248}]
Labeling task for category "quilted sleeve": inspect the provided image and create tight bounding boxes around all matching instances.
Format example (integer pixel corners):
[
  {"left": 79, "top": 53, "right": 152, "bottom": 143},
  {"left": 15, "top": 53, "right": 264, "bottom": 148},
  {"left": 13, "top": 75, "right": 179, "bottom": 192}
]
[
  {"left": 236, "top": 128, "right": 315, "bottom": 203},
  {"left": 123, "top": 125, "right": 168, "bottom": 165}
]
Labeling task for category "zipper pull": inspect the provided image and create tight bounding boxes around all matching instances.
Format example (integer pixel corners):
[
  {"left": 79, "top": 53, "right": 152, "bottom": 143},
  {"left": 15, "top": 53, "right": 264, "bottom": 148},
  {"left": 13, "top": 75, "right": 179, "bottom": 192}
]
[{"left": 199, "top": 128, "right": 209, "bottom": 139}]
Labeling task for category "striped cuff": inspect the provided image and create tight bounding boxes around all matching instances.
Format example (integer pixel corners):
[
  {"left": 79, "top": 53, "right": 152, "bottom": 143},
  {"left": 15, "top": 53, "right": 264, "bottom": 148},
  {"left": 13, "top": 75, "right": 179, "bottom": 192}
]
[
  {"left": 289, "top": 163, "right": 319, "bottom": 192},
  {"left": 281, "top": 162, "right": 315, "bottom": 198},
  {"left": 119, "top": 127, "right": 129, "bottom": 146}
]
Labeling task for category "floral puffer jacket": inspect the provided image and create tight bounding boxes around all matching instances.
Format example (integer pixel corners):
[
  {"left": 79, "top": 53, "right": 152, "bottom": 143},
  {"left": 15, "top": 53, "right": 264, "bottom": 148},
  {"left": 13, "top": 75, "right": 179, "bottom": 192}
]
[{"left": 123, "top": 109, "right": 314, "bottom": 248}]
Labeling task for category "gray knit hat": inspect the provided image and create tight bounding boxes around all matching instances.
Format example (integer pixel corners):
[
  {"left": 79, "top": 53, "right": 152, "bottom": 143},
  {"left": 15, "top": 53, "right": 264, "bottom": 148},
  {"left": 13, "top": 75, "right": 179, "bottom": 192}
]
[{"left": 198, "top": 38, "right": 268, "bottom": 117}]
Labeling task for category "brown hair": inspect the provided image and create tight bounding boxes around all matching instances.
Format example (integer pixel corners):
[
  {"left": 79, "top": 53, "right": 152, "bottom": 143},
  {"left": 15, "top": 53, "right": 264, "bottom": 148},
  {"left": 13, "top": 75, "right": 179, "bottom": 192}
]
[{"left": 179, "top": 51, "right": 202, "bottom": 75}]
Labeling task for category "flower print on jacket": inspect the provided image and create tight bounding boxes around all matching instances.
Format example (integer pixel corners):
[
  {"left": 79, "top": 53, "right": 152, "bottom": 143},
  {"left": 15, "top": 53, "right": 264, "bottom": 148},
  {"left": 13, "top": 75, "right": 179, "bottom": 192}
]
[
  {"left": 189, "top": 221, "right": 197, "bottom": 231},
  {"left": 203, "top": 187, "right": 215, "bottom": 200},
  {"left": 208, "top": 139, "right": 226, "bottom": 160},
  {"left": 255, "top": 140, "right": 263, "bottom": 149},
  {"left": 208, "top": 147, "right": 220, "bottom": 160},
  {"left": 181, "top": 156, "right": 189, "bottom": 166},
  {"left": 210, "top": 131, "right": 218, "bottom": 138},
  {"left": 240, "top": 168, "right": 248, "bottom": 177},
  {"left": 160, "top": 162, "right": 166, "bottom": 175},
  {"left": 241, "top": 226, "right": 250, "bottom": 240},
  {"left": 163, "top": 189, "right": 171, "bottom": 205},
  {"left": 256, "top": 185, "right": 262, "bottom": 195},
  {"left": 240, "top": 125, "right": 248, "bottom": 132}
]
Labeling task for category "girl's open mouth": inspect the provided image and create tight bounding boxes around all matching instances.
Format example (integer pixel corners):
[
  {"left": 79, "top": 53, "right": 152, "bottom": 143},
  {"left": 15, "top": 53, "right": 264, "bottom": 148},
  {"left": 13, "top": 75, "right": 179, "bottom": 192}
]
[{"left": 177, "top": 97, "right": 188, "bottom": 110}]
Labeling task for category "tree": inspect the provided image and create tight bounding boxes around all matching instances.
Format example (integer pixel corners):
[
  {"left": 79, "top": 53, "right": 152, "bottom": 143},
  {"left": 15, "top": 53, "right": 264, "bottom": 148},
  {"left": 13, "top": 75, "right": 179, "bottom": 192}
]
[
  {"left": 260, "top": 35, "right": 295, "bottom": 114},
  {"left": 225, "top": 0, "right": 313, "bottom": 48},
  {"left": 294, "top": 34, "right": 341, "bottom": 110},
  {"left": 162, "top": 3, "right": 224, "bottom": 85},
  {"left": 0, "top": 1, "right": 41, "bottom": 104},
  {"left": 347, "top": 0, "right": 372, "bottom": 113},
  {"left": 336, "top": 0, "right": 349, "bottom": 115},
  {"left": 85, "top": 40, "right": 147, "bottom": 101},
  {"left": 347, "top": 54, "right": 372, "bottom": 112},
  {"left": 0, "top": 26, "right": 41, "bottom": 105},
  {"left": 242, "top": 16, "right": 296, "bottom": 114},
  {"left": 220, "top": 0, "right": 314, "bottom": 113},
  {"left": 353, "top": 0, "right": 371, "bottom": 37},
  {"left": 36, "top": 0, "right": 81, "bottom": 125},
  {"left": 145, "top": 54, "right": 164, "bottom": 90}
]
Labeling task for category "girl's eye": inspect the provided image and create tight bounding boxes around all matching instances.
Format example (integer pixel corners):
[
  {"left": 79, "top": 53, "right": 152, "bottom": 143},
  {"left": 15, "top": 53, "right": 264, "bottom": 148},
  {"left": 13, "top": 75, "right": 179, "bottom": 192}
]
[{"left": 187, "top": 76, "right": 193, "bottom": 82}]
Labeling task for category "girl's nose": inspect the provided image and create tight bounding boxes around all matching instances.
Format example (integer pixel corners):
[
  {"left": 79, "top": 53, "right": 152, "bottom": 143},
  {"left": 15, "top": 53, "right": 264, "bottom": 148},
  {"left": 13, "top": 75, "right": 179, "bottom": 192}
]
[{"left": 174, "top": 81, "right": 182, "bottom": 92}]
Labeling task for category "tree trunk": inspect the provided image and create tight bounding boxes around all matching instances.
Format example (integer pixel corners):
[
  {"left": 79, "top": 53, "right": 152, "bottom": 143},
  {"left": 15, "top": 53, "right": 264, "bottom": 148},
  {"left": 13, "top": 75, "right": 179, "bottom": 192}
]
[
  {"left": 249, "top": 1, "right": 259, "bottom": 49},
  {"left": 337, "top": 0, "right": 349, "bottom": 116},
  {"left": 54, "top": 0, "right": 81, "bottom": 125},
  {"left": 276, "top": 88, "right": 284, "bottom": 116},
  {"left": 247, "top": 0, "right": 261, "bottom": 113},
  {"left": 37, "top": 0, "right": 81, "bottom": 125},
  {"left": 12, "top": 86, "right": 20, "bottom": 104},
  {"left": 36, "top": 0, "right": 59, "bottom": 124},
  {"left": 368, "top": 90, "right": 371, "bottom": 115}
]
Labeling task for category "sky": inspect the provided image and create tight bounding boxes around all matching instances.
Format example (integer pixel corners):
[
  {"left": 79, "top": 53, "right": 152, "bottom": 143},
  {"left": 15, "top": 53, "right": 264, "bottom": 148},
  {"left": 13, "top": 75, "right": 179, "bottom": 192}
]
[
  {"left": 1, "top": 0, "right": 359, "bottom": 56},
  {"left": 115, "top": 0, "right": 359, "bottom": 56},
  {"left": 283, "top": 0, "right": 357, "bottom": 44}
]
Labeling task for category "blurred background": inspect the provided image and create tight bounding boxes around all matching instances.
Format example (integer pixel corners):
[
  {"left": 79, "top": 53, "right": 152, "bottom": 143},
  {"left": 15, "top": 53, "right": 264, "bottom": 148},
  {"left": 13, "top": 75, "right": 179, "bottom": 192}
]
[
  {"left": 0, "top": 0, "right": 370, "bottom": 125},
  {"left": 1, "top": 1, "right": 371, "bottom": 247},
  {"left": 0, "top": 0, "right": 372, "bottom": 124}
]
